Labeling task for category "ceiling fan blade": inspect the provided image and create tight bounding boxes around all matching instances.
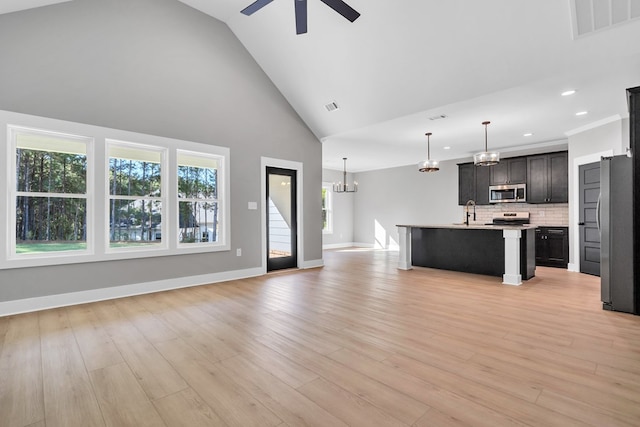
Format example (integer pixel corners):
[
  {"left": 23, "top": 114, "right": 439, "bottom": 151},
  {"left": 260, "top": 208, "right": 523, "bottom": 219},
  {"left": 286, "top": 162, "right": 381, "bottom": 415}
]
[
  {"left": 319, "top": 0, "right": 360, "bottom": 22},
  {"left": 241, "top": 0, "right": 274, "bottom": 16},
  {"left": 295, "top": 0, "right": 308, "bottom": 34}
]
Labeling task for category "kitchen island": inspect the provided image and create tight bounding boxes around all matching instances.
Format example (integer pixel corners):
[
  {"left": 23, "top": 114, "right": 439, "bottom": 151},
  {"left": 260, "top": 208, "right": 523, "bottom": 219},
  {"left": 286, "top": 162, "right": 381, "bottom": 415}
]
[{"left": 396, "top": 224, "right": 536, "bottom": 285}]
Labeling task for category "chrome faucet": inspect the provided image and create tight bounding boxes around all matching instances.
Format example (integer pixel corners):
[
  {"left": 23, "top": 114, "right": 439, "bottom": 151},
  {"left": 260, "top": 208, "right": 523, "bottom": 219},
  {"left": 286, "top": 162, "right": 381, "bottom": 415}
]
[{"left": 465, "top": 200, "right": 476, "bottom": 225}]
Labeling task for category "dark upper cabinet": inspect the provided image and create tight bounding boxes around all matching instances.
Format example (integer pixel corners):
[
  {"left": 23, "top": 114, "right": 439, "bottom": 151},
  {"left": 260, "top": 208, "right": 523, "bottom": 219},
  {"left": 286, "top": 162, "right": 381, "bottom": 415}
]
[
  {"left": 490, "top": 157, "right": 527, "bottom": 185},
  {"left": 458, "top": 163, "right": 491, "bottom": 205},
  {"left": 475, "top": 164, "right": 491, "bottom": 205},
  {"left": 458, "top": 163, "right": 475, "bottom": 205},
  {"left": 527, "top": 151, "right": 568, "bottom": 203}
]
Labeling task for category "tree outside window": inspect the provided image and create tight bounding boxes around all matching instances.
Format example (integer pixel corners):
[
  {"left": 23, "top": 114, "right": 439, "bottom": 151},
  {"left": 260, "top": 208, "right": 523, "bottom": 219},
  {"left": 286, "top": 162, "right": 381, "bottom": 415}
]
[
  {"left": 13, "top": 128, "right": 89, "bottom": 255},
  {"left": 108, "top": 142, "right": 164, "bottom": 249},
  {"left": 177, "top": 151, "right": 220, "bottom": 245}
]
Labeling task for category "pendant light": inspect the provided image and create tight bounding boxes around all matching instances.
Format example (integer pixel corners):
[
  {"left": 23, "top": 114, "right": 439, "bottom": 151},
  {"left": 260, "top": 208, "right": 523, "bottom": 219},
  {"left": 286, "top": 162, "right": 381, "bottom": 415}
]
[
  {"left": 474, "top": 120, "right": 500, "bottom": 166},
  {"left": 418, "top": 132, "right": 439, "bottom": 172},
  {"left": 333, "top": 157, "right": 358, "bottom": 193}
]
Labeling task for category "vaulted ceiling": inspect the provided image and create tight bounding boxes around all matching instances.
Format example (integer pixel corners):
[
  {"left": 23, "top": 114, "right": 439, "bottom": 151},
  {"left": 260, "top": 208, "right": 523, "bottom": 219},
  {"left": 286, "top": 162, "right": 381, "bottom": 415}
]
[{"left": 4, "top": 0, "right": 640, "bottom": 171}]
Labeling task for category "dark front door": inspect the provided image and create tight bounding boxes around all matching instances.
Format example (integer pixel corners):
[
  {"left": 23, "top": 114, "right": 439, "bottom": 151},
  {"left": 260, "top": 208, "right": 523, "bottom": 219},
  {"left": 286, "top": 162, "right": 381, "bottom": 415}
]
[
  {"left": 579, "top": 161, "right": 600, "bottom": 276},
  {"left": 266, "top": 167, "right": 297, "bottom": 271}
]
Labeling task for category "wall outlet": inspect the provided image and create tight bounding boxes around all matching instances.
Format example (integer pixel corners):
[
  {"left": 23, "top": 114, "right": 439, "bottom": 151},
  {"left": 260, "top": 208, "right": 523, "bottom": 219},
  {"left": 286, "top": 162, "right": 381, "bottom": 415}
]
[
  {"left": 248, "top": 201, "right": 257, "bottom": 210},
  {"left": 236, "top": 248, "right": 242, "bottom": 256}
]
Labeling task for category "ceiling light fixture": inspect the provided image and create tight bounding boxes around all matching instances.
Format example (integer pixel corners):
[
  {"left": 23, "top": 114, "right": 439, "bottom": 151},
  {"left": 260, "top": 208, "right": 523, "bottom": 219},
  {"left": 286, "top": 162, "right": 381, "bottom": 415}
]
[
  {"left": 418, "top": 132, "right": 439, "bottom": 172},
  {"left": 474, "top": 121, "right": 500, "bottom": 166},
  {"left": 333, "top": 157, "right": 358, "bottom": 193},
  {"left": 443, "top": 146, "right": 451, "bottom": 150},
  {"left": 523, "top": 133, "right": 533, "bottom": 137},
  {"left": 576, "top": 111, "right": 588, "bottom": 116},
  {"left": 561, "top": 90, "right": 576, "bottom": 96}
]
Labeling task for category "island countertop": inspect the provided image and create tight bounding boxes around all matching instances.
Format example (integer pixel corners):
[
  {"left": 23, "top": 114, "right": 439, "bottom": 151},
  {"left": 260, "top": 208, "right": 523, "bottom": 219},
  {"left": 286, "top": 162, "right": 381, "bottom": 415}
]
[
  {"left": 396, "top": 223, "right": 538, "bottom": 230},
  {"left": 396, "top": 224, "right": 536, "bottom": 285}
]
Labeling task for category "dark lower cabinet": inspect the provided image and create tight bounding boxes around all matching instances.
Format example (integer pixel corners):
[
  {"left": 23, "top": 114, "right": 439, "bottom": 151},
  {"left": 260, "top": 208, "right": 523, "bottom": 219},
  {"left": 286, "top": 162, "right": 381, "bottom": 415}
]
[
  {"left": 536, "top": 226, "right": 569, "bottom": 268},
  {"left": 411, "top": 227, "right": 535, "bottom": 280}
]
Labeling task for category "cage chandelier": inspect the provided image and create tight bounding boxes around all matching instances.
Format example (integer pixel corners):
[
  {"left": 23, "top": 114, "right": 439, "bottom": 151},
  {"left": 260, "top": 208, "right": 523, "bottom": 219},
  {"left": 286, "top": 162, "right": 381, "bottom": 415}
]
[
  {"left": 474, "top": 120, "right": 500, "bottom": 166},
  {"left": 333, "top": 157, "right": 358, "bottom": 193}
]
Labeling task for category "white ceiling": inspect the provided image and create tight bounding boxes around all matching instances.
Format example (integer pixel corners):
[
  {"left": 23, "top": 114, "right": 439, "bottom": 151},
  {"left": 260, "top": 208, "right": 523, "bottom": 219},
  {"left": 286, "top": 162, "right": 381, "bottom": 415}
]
[{"left": 4, "top": 0, "right": 640, "bottom": 172}]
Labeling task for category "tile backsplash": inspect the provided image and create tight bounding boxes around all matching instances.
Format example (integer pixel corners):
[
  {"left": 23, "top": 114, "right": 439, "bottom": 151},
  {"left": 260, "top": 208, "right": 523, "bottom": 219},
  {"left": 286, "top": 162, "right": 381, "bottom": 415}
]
[{"left": 464, "top": 203, "right": 569, "bottom": 226}]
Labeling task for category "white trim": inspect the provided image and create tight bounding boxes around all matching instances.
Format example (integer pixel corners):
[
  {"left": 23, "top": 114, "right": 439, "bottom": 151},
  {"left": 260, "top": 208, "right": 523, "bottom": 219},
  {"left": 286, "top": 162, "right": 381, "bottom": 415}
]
[
  {"left": 567, "top": 262, "right": 579, "bottom": 272},
  {"left": 352, "top": 242, "right": 375, "bottom": 248},
  {"left": 0, "top": 266, "right": 264, "bottom": 317},
  {"left": 0, "top": 109, "right": 231, "bottom": 270},
  {"left": 565, "top": 115, "right": 624, "bottom": 137},
  {"left": 571, "top": 150, "right": 613, "bottom": 273},
  {"left": 261, "top": 157, "right": 304, "bottom": 272},
  {"left": 323, "top": 242, "right": 358, "bottom": 250},
  {"left": 302, "top": 259, "right": 324, "bottom": 269}
]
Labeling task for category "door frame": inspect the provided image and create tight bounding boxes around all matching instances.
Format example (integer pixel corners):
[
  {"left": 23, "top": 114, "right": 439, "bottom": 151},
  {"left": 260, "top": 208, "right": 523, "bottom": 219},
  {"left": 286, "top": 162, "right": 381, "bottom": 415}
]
[
  {"left": 261, "top": 157, "right": 304, "bottom": 273},
  {"left": 570, "top": 150, "right": 612, "bottom": 272}
]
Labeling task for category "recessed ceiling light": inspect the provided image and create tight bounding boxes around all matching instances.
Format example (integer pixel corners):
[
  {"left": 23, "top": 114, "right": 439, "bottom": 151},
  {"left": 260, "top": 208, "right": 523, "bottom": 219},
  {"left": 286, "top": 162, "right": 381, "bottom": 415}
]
[
  {"left": 576, "top": 111, "right": 588, "bottom": 116},
  {"left": 523, "top": 133, "right": 533, "bottom": 137},
  {"left": 443, "top": 146, "right": 451, "bottom": 150},
  {"left": 561, "top": 90, "right": 576, "bottom": 96}
]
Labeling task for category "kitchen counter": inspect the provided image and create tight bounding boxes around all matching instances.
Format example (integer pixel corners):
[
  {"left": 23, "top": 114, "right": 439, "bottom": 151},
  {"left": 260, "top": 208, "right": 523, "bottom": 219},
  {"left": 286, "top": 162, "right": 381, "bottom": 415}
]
[
  {"left": 397, "top": 223, "right": 538, "bottom": 230},
  {"left": 397, "top": 224, "right": 536, "bottom": 285}
]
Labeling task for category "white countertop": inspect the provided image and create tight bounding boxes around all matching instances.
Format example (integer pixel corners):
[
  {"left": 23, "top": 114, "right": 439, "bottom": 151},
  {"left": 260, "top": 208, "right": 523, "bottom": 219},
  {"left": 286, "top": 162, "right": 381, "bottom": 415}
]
[{"left": 396, "top": 223, "right": 538, "bottom": 230}]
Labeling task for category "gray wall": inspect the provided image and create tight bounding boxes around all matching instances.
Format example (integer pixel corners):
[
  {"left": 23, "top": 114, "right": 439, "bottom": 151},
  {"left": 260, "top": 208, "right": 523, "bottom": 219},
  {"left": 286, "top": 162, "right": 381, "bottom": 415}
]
[
  {"left": 322, "top": 168, "right": 354, "bottom": 247},
  {"left": 567, "top": 118, "right": 628, "bottom": 269},
  {"left": 0, "top": 0, "right": 322, "bottom": 302},
  {"left": 352, "top": 160, "right": 461, "bottom": 248}
]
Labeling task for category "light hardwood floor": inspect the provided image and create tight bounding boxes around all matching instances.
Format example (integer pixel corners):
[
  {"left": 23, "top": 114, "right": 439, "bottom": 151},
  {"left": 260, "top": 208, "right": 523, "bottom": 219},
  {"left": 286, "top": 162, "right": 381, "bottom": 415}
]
[{"left": 2, "top": 248, "right": 640, "bottom": 426}]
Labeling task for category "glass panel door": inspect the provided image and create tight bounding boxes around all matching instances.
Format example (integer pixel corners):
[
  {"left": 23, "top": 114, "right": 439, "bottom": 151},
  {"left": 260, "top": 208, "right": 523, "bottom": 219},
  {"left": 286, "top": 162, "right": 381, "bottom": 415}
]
[{"left": 266, "top": 167, "right": 297, "bottom": 271}]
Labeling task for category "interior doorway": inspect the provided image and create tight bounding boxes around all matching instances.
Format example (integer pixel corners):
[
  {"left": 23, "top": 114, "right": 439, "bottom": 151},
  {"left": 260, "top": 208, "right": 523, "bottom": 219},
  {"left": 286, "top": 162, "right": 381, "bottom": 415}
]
[
  {"left": 266, "top": 167, "right": 297, "bottom": 271},
  {"left": 579, "top": 161, "right": 601, "bottom": 276}
]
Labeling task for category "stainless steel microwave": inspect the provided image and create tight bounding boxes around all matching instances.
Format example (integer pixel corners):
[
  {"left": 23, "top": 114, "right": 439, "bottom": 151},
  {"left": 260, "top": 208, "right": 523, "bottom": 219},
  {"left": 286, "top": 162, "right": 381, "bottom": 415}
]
[{"left": 489, "top": 184, "right": 526, "bottom": 203}]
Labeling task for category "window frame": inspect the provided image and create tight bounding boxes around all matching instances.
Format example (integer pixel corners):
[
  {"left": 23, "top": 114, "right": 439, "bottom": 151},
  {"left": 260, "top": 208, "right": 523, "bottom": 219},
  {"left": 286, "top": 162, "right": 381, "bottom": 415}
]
[
  {"left": 321, "top": 183, "right": 333, "bottom": 234},
  {"left": 105, "top": 140, "right": 168, "bottom": 254},
  {"left": 176, "top": 149, "right": 224, "bottom": 249},
  {"left": 0, "top": 110, "right": 230, "bottom": 270},
  {"left": 8, "top": 125, "right": 94, "bottom": 260}
]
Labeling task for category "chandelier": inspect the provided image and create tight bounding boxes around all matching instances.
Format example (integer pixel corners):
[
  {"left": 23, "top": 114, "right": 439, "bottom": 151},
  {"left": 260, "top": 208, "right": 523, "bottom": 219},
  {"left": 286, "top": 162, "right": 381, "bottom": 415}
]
[
  {"left": 474, "top": 121, "right": 500, "bottom": 166},
  {"left": 333, "top": 158, "right": 358, "bottom": 193}
]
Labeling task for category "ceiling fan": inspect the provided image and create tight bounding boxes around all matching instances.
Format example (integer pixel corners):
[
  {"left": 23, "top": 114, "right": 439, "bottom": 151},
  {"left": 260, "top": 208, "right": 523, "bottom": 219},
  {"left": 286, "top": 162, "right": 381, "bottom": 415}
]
[{"left": 241, "top": 0, "right": 361, "bottom": 35}]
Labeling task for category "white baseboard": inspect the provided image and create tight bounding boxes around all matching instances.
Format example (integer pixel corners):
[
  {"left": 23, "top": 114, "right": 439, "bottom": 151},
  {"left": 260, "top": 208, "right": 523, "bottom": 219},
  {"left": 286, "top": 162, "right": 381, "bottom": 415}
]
[
  {"left": 323, "top": 242, "right": 356, "bottom": 250},
  {"left": 302, "top": 259, "right": 324, "bottom": 269},
  {"left": 352, "top": 242, "right": 375, "bottom": 248},
  {"left": 567, "top": 263, "right": 579, "bottom": 272},
  {"left": 0, "top": 266, "right": 264, "bottom": 317}
]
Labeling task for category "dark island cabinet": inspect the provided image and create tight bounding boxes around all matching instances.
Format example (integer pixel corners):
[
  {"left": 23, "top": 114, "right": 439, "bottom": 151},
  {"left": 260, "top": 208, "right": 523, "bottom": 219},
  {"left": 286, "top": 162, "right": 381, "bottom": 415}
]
[
  {"left": 535, "top": 226, "right": 569, "bottom": 268},
  {"left": 490, "top": 157, "right": 527, "bottom": 185},
  {"left": 458, "top": 162, "right": 490, "bottom": 205},
  {"left": 527, "top": 152, "right": 568, "bottom": 203}
]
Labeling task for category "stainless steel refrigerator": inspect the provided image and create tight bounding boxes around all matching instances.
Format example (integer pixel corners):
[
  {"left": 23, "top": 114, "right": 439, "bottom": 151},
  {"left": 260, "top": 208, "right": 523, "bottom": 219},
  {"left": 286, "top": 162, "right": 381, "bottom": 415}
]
[{"left": 600, "top": 155, "right": 635, "bottom": 314}]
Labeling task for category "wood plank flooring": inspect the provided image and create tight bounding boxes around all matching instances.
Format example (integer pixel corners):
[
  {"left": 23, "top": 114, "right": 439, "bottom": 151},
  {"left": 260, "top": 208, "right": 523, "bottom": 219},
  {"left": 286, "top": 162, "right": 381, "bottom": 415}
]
[{"left": 1, "top": 248, "right": 640, "bottom": 426}]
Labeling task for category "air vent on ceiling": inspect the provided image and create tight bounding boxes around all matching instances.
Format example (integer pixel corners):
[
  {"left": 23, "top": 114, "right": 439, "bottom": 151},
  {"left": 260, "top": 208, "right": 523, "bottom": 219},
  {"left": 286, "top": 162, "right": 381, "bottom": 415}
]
[
  {"left": 325, "top": 102, "right": 339, "bottom": 112},
  {"left": 428, "top": 114, "right": 448, "bottom": 121},
  {"left": 571, "top": 0, "right": 640, "bottom": 37}
]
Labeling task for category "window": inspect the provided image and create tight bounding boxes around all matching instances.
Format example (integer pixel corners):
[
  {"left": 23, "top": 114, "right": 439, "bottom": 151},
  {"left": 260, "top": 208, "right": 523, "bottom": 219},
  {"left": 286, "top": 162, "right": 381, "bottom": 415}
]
[
  {"left": 321, "top": 184, "right": 332, "bottom": 233},
  {"left": 2, "top": 111, "right": 230, "bottom": 269},
  {"left": 177, "top": 150, "right": 221, "bottom": 245},
  {"left": 107, "top": 141, "right": 166, "bottom": 251},
  {"left": 11, "top": 127, "right": 91, "bottom": 256}
]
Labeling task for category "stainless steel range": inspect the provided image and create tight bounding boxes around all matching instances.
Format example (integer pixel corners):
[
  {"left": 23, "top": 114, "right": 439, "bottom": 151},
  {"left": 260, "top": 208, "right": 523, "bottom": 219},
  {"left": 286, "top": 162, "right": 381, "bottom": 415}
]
[{"left": 487, "top": 212, "right": 530, "bottom": 226}]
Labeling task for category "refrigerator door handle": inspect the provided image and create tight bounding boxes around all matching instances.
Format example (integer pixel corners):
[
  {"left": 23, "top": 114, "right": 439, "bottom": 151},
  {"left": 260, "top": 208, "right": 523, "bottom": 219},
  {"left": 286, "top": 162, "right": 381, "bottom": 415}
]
[{"left": 596, "top": 193, "right": 601, "bottom": 232}]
